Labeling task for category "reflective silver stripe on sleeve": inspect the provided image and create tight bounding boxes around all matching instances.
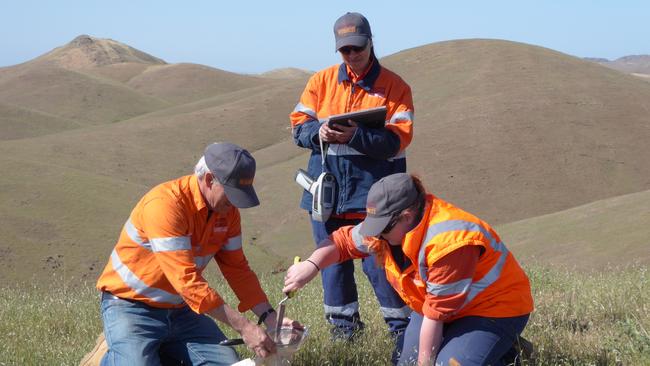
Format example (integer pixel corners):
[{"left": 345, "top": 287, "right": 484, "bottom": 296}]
[
  {"left": 326, "top": 144, "right": 363, "bottom": 156},
  {"left": 326, "top": 144, "right": 407, "bottom": 161},
  {"left": 124, "top": 218, "right": 152, "bottom": 250},
  {"left": 194, "top": 254, "right": 215, "bottom": 269},
  {"left": 324, "top": 301, "right": 359, "bottom": 317},
  {"left": 110, "top": 249, "right": 184, "bottom": 304},
  {"left": 417, "top": 220, "right": 510, "bottom": 310},
  {"left": 293, "top": 103, "right": 317, "bottom": 120},
  {"left": 351, "top": 224, "right": 370, "bottom": 254},
  {"left": 221, "top": 235, "right": 243, "bottom": 251},
  {"left": 389, "top": 111, "right": 414, "bottom": 124},
  {"left": 150, "top": 236, "right": 191, "bottom": 252},
  {"left": 426, "top": 278, "right": 472, "bottom": 296},
  {"left": 460, "top": 250, "right": 508, "bottom": 309},
  {"left": 380, "top": 305, "right": 412, "bottom": 319}
]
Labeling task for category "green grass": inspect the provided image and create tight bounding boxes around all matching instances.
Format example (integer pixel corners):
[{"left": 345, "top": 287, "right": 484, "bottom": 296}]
[{"left": 0, "top": 264, "right": 648, "bottom": 365}]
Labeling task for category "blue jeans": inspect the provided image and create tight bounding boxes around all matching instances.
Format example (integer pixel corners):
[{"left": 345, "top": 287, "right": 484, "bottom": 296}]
[
  {"left": 100, "top": 293, "right": 239, "bottom": 366},
  {"left": 310, "top": 216, "right": 410, "bottom": 363},
  {"left": 398, "top": 312, "right": 530, "bottom": 366}
]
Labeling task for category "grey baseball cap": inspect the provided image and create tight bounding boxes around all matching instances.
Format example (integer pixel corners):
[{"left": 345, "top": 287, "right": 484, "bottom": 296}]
[
  {"left": 359, "top": 173, "right": 419, "bottom": 236},
  {"left": 204, "top": 142, "right": 259, "bottom": 208},
  {"left": 333, "top": 12, "right": 372, "bottom": 51}
]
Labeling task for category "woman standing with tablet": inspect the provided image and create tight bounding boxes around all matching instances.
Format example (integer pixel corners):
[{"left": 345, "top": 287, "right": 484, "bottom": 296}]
[{"left": 289, "top": 11, "right": 415, "bottom": 364}]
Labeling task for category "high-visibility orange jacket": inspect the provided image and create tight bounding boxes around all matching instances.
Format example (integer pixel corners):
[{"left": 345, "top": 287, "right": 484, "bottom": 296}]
[
  {"left": 290, "top": 59, "right": 414, "bottom": 214},
  {"left": 331, "top": 194, "right": 534, "bottom": 321},
  {"left": 96, "top": 175, "right": 268, "bottom": 314}
]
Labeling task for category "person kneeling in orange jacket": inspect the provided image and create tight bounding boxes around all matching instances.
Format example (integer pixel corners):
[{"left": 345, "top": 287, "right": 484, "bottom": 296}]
[
  {"left": 96, "top": 142, "right": 301, "bottom": 365},
  {"left": 284, "top": 173, "right": 533, "bottom": 366}
]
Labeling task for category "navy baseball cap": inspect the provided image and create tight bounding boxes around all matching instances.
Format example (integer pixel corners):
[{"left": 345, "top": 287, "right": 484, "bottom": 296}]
[
  {"left": 333, "top": 12, "right": 372, "bottom": 51},
  {"left": 204, "top": 142, "right": 259, "bottom": 208}
]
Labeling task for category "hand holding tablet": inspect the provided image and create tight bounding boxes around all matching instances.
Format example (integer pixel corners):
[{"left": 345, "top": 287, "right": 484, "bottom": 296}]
[{"left": 327, "top": 106, "right": 387, "bottom": 131}]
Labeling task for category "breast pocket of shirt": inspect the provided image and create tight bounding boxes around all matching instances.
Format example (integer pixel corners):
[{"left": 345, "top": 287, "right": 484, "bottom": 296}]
[
  {"left": 208, "top": 225, "right": 229, "bottom": 249},
  {"left": 194, "top": 227, "right": 228, "bottom": 269}
]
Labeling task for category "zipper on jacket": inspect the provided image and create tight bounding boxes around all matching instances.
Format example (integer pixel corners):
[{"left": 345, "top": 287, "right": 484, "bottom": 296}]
[{"left": 348, "top": 82, "right": 355, "bottom": 112}]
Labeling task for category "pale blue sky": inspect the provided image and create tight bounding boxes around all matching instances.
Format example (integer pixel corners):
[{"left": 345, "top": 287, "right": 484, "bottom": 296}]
[{"left": 1, "top": 1, "right": 647, "bottom": 73}]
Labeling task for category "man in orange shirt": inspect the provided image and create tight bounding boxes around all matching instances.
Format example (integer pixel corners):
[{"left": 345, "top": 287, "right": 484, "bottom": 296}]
[{"left": 96, "top": 142, "right": 299, "bottom": 365}]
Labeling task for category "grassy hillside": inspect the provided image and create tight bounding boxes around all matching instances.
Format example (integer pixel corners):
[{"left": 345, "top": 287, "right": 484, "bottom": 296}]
[
  {"left": 595, "top": 55, "right": 650, "bottom": 75},
  {"left": 31, "top": 34, "right": 166, "bottom": 69},
  {"left": 498, "top": 189, "right": 650, "bottom": 269},
  {"left": 381, "top": 39, "right": 650, "bottom": 225},
  {"left": 0, "top": 102, "right": 82, "bottom": 140},
  {"left": 80, "top": 62, "right": 152, "bottom": 83},
  {"left": 0, "top": 264, "right": 647, "bottom": 365},
  {"left": 260, "top": 67, "right": 314, "bottom": 79},
  {"left": 0, "top": 64, "right": 171, "bottom": 125},
  {"left": 0, "top": 156, "right": 147, "bottom": 283},
  {"left": 1, "top": 38, "right": 649, "bottom": 283},
  {"left": 126, "top": 63, "right": 277, "bottom": 104}
]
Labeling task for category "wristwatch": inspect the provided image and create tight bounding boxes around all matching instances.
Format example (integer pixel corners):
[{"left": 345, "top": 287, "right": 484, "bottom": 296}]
[{"left": 257, "top": 308, "right": 276, "bottom": 325}]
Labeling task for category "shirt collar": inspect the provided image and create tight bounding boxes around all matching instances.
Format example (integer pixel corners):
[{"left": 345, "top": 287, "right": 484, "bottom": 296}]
[
  {"left": 189, "top": 174, "right": 207, "bottom": 212},
  {"left": 337, "top": 57, "right": 382, "bottom": 91}
]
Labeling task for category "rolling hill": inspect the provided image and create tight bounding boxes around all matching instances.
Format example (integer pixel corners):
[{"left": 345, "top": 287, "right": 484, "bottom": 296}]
[
  {"left": 381, "top": 40, "right": 650, "bottom": 224},
  {"left": 125, "top": 63, "right": 278, "bottom": 104},
  {"left": 0, "top": 64, "right": 171, "bottom": 126},
  {"left": 30, "top": 34, "right": 166, "bottom": 69},
  {"left": 587, "top": 54, "right": 650, "bottom": 76},
  {"left": 0, "top": 35, "right": 172, "bottom": 131},
  {"left": 260, "top": 67, "right": 314, "bottom": 79},
  {"left": 499, "top": 188, "right": 650, "bottom": 269},
  {"left": 0, "top": 36, "right": 648, "bottom": 284}
]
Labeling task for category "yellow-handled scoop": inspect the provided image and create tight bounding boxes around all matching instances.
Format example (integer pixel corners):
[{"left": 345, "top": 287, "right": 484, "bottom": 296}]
[{"left": 274, "top": 256, "right": 300, "bottom": 343}]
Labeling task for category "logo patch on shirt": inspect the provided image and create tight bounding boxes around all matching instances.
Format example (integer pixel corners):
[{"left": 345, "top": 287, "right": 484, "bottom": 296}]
[{"left": 213, "top": 226, "right": 228, "bottom": 233}]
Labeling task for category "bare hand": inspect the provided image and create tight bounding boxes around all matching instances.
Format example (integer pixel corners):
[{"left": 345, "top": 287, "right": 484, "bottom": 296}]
[
  {"left": 264, "top": 315, "right": 305, "bottom": 333},
  {"left": 332, "top": 120, "right": 357, "bottom": 143},
  {"left": 240, "top": 322, "right": 276, "bottom": 359},
  {"left": 283, "top": 261, "right": 319, "bottom": 293},
  {"left": 319, "top": 121, "right": 358, "bottom": 144}
]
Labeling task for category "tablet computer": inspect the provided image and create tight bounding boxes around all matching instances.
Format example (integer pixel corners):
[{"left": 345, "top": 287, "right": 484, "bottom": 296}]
[{"left": 327, "top": 106, "right": 387, "bottom": 130}]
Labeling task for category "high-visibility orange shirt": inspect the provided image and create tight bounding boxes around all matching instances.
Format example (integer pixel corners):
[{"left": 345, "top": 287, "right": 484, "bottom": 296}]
[
  {"left": 96, "top": 175, "right": 268, "bottom": 314},
  {"left": 290, "top": 60, "right": 414, "bottom": 152},
  {"left": 290, "top": 59, "right": 414, "bottom": 213},
  {"left": 331, "top": 194, "right": 534, "bottom": 321}
]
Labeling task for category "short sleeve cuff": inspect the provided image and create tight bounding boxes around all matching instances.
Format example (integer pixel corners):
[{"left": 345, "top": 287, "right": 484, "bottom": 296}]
[{"left": 237, "top": 293, "right": 269, "bottom": 313}]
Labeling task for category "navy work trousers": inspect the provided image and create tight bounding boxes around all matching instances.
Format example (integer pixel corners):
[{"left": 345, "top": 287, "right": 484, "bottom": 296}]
[{"left": 398, "top": 312, "right": 530, "bottom": 366}]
